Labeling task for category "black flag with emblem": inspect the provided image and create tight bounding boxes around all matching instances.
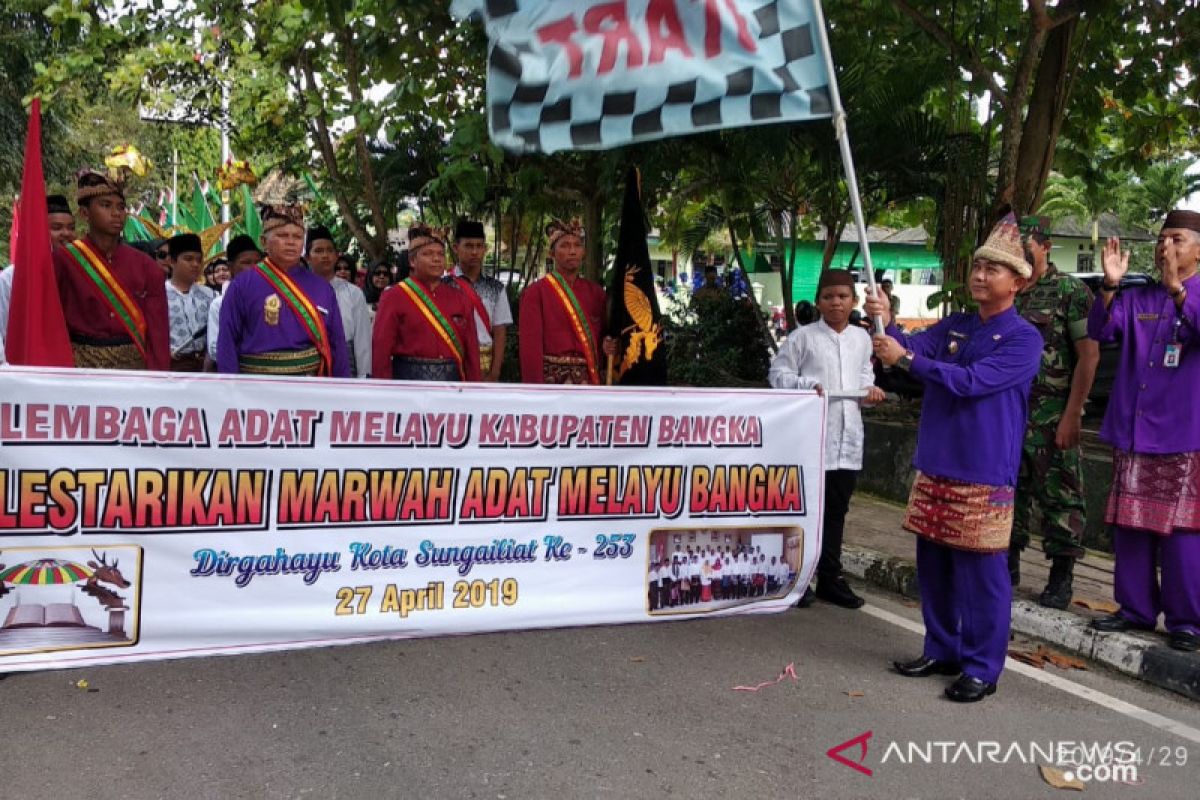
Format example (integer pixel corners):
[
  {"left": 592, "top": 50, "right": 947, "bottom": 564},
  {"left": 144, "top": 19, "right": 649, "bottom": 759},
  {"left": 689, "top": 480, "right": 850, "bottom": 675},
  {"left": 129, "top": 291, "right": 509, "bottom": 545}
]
[{"left": 608, "top": 167, "right": 667, "bottom": 386}]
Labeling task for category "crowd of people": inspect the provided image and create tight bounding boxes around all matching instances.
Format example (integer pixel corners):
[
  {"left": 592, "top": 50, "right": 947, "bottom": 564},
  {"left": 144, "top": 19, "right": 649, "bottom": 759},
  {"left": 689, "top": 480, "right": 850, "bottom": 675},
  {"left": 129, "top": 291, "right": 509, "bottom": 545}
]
[
  {"left": 2, "top": 167, "right": 1198, "bottom": 708},
  {"left": 648, "top": 545, "right": 793, "bottom": 611},
  {"left": 0, "top": 170, "right": 615, "bottom": 383}
]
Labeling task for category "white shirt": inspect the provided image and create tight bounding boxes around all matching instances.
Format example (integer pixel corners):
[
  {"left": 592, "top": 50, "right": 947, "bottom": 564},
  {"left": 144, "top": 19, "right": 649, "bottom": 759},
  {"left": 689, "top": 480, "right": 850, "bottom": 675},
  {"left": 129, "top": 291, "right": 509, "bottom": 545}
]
[
  {"left": 0, "top": 266, "right": 12, "bottom": 364},
  {"left": 332, "top": 277, "right": 372, "bottom": 378},
  {"left": 166, "top": 281, "right": 215, "bottom": 357},
  {"left": 207, "top": 292, "right": 224, "bottom": 361},
  {"left": 452, "top": 266, "right": 513, "bottom": 347},
  {"left": 768, "top": 319, "right": 876, "bottom": 471}
]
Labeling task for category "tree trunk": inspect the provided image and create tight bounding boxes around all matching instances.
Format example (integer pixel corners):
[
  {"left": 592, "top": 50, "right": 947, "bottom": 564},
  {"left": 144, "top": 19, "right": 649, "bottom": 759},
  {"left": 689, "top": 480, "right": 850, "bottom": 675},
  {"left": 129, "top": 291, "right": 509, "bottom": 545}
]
[
  {"left": 780, "top": 210, "right": 799, "bottom": 330},
  {"left": 820, "top": 214, "right": 848, "bottom": 271},
  {"left": 508, "top": 209, "right": 520, "bottom": 274},
  {"left": 993, "top": 21, "right": 1049, "bottom": 219},
  {"left": 583, "top": 193, "right": 603, "bottom": 282},
  {"left": 1012, "top": 18, "right": 1079, "bottom": 215}
]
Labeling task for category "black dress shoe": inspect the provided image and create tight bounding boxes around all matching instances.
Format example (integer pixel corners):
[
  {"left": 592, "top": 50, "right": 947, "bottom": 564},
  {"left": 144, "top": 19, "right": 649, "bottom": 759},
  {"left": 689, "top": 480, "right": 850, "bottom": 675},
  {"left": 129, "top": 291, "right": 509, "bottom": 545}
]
[
  {"left": 1090, "top": 614, "right": 1152, "bottom": 633},
  {"left": 796, "top": 586, "right": 815, "bottom": 608},
  {"left": 893, "top": 655, "right": 962, "bottom": 678},
  {"left": 815, "top": 576, "right": 865, "bottom": 609},
  {"left": 1169, "top": 631, "right": 1200, "bottom": 652},
  {"left": 945, "top": 675, "right": 996, "bottom": 703}
]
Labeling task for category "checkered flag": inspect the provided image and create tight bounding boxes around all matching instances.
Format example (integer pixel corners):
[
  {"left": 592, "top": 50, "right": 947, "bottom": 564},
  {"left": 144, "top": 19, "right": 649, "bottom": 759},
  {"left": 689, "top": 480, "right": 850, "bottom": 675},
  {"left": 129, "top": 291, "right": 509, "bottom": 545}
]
[{"left": 452, "top": 0, "right": 833, "bottom": 153}]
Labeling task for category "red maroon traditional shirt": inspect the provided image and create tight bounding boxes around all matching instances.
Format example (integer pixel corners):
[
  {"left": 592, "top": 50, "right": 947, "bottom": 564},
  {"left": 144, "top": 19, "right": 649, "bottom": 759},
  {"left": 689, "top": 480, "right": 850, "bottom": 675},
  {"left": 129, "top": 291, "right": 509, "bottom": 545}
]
[
  {"left": 371, "top": 278, "right": 481, "bottom": 381},
  {"left": 518, "top": 273, "right": 606, "bottom": 383},
  {"left": 51, "top": 236, "right": 170, "bottom": 370}
]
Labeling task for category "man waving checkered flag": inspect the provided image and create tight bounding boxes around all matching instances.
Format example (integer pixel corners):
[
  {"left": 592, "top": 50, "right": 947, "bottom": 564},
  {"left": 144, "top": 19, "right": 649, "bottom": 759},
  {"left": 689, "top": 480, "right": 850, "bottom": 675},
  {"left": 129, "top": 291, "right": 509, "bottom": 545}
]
[{"left": 452, "top": 0, "right": 833, "bottom": 153}]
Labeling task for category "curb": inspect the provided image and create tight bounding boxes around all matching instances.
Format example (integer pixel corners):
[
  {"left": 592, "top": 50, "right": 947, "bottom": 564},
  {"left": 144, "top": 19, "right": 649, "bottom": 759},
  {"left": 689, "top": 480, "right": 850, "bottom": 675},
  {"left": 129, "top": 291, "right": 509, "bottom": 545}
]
[{"left": 841, "top": 543, "right": 1200, "bottom": 703}]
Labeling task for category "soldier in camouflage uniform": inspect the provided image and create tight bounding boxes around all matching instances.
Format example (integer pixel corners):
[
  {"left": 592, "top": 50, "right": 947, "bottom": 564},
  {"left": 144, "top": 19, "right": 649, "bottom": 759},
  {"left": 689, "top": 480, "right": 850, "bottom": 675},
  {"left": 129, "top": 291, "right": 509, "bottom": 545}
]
[{"left": 1010, "top": 216, "right": 1100, "bottom": 608}]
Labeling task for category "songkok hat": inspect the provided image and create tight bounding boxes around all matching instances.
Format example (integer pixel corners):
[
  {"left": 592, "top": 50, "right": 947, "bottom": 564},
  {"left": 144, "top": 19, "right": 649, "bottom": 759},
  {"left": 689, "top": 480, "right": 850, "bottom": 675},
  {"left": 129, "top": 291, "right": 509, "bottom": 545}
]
[
  {"left": 407, "top": 223, "right": 447, "bottom": 255},
  {"left": 1019, "top": 215, "right": 1052, "bottom": 244},
  {"left": 47, "top": 194, "right": 72, "bottom": 216},
  {"left": 1163, "top": 210, "right": 1200, "bottom": 234},
  {"left": 76, "top": 170, "right": 125, "bottom": 204},
  {"left": 973, "top": 212, "right": 1032, "bottom": 278},
  {"left": 546, "top": 218, "right": 584, "bottom": 251},
  {"left": 168, "top": 233, "right": 203, "bottom": 258},
  {"left": 260, "top": 204, "right": 305, "bottom": 236},
  {"left": 816, "top": 269, "right": 856, "bottom": 293},
  {"left": 455, "top": 218, "right": 486, "bottom": 240},
  {"left": 226, "top": 234, "right": 261, "bottom": 264},
  {"left": 306, "top": 225, "right": 335, "bottom": 254}
]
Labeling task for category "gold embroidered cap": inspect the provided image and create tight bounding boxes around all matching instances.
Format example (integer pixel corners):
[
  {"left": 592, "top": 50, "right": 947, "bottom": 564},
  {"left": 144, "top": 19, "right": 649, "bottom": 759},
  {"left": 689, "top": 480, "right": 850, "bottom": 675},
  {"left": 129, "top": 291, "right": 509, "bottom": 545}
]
[
  {"left": 407, "top": 223, "right": 448, "bottom": 255},
  {"left": 260, "top": 204, "right": 306, "bottom": 236},
  {"left": 76, "top": 169, "right": 126, "bottom": 204},
  {"left": 546, "top": 218, "right": 584, "bottom": 251},
  {"left": 973, "top": 212, "right": 1032, "bottom": 278}
]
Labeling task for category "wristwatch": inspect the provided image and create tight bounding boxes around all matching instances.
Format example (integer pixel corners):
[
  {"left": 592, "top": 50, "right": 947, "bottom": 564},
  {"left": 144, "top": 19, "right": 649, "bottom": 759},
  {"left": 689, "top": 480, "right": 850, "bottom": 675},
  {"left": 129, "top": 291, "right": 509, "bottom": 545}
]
[
  {"left": 897, "top": 350, "right": 915, "bottom": 371},
  {"left": 1101, "top": 281, "right": 1120, "bottom": 292}
]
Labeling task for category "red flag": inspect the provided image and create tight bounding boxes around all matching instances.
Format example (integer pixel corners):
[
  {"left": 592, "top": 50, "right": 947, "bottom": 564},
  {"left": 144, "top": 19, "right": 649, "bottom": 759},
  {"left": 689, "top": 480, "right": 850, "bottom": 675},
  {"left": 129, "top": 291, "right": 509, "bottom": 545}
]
[{"left": 6, "top": 98, "right": 74, "bottom": 367}]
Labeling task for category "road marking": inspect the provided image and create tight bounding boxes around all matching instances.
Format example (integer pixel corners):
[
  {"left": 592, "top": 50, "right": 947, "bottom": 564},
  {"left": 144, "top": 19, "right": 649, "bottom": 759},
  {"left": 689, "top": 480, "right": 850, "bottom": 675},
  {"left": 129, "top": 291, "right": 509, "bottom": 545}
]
[{"left": 861, "top": 602, "right": 1200, "bottom": 746}]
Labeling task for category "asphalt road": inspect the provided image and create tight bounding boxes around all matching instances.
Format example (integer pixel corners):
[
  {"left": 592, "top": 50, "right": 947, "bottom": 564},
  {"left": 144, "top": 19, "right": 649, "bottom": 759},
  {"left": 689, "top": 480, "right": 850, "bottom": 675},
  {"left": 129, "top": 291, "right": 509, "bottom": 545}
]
[{"left": 2, "top": 581, "right": 1198, "bottom": 800}]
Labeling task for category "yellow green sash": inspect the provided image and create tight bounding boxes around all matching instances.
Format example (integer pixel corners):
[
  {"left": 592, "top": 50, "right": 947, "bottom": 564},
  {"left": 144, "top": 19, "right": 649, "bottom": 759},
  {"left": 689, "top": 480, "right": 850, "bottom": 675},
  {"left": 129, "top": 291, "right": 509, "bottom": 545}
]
[
  {"left": 398, "top": 279, "right": 466, "bottom": 379},
  {"left": 546, "top": 272, "right": 599, "bottom": 385},
  {"left": 254, "top": 259, "right": 333, "bottom": 376},
  {"left": 64, "top": 239, "right": 148, "bottom": 360}
]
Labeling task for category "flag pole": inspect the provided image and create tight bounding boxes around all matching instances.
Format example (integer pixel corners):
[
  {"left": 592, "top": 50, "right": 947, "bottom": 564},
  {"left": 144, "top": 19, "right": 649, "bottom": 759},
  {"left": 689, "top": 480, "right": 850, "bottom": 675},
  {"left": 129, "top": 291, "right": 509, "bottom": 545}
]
[{"left": 811, "top": 0, "right": 885, "bottom": 335}]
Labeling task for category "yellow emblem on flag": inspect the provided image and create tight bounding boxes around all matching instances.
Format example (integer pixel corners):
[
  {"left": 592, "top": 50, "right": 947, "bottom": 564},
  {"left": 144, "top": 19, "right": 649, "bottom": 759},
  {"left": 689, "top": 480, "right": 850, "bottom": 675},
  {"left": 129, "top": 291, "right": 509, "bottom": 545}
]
[{"left": 617, "top": 266, "right": 662, "bottom": 380}]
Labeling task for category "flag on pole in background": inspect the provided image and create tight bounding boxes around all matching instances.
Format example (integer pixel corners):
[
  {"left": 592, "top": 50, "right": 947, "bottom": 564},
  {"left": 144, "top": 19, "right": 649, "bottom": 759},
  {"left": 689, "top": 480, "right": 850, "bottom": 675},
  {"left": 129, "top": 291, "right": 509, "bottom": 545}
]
[
  {"left": 6, "top": 98, "right": 74, "bottom": 367},
  {"left": 451, "top": 0, "right": 833, "bottom": 153},
  {"left": 608, "top": 166, "right": 667, "bottom": 385}
]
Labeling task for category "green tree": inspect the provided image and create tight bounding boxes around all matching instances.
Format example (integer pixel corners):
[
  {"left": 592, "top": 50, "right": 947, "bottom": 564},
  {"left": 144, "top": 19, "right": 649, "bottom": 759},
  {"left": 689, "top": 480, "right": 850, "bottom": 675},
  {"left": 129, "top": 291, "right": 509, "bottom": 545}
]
[
  {"left": 851, "top": 0, "right": 1200, "bottom": 218},
  {"left": 1135, "top": 159, "right": 1200, "bottom": 225},
  {"left": 39, "top": 1, "right": 488, "bottom": 263}
]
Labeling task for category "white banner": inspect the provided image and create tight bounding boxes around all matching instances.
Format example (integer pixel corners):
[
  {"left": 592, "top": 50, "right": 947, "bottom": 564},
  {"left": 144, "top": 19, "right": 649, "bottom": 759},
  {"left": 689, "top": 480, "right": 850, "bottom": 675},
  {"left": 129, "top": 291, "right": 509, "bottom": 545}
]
[{"left": 0, "top": 368, "right": 824, "bottom": 672}]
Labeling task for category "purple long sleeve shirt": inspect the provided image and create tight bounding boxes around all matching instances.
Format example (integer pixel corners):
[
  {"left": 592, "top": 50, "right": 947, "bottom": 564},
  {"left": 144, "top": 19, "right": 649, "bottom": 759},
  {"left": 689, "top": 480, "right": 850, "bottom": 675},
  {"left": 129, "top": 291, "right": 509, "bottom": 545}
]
[
  {"left": 217, "top": 263, "right": 350, "bottom": 377},
  {"left": 886, "top": 306, "right": 1042, "bottom": 486},
  {"left": 1087, "top": 273, "right": 1200, "bottom": 454}
]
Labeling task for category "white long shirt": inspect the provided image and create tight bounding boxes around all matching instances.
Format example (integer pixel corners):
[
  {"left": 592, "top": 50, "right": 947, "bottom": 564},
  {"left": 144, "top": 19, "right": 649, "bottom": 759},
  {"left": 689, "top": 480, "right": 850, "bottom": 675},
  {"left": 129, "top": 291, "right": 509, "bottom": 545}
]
[
  {"left": 332, "top": 277, "right": 372, "bottom": 378},
  {"left": 0, "top": 266, "right": 12, "bottom": 364},
  {"left": 768, "top": 319, "right": 876, "bottom": 471},
  {"left": 206, "top": 292, "right": 224, "bottom": 362}
]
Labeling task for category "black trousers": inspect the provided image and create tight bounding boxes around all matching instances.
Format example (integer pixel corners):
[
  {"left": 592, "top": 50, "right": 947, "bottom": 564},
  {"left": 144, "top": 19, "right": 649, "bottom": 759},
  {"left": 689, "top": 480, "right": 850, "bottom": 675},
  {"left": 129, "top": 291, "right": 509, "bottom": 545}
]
[{"left": 819, "top": 469, "right": 859, "bottom": 581}]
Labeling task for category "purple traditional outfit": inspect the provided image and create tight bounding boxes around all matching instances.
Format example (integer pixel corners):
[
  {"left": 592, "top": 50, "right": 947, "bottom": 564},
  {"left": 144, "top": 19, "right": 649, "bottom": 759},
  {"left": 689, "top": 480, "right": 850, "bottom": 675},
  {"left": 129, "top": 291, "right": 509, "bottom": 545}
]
[
  {"left": 216, "top": 263, "right": 349, "bottom": 378},
  {"left": 888, "top": 308, "right": 1042, "bottom": 683},
  {"left": 1088, "top": 265, "right": 1200, "bottom": 636}
]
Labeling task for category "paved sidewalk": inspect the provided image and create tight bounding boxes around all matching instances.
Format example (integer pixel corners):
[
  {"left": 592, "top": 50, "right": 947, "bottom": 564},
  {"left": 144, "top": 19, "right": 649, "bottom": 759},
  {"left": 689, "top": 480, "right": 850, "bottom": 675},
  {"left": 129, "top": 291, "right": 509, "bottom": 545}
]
[{"left": 840, "top": 493, "right": 1200, "bottom": 702}]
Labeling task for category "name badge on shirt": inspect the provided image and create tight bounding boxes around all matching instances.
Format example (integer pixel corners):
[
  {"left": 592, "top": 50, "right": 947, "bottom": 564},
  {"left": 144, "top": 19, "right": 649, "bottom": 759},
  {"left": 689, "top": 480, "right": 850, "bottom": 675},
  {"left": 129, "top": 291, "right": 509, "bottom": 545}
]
[
  {"left": 1138, "top": 313, "right": 1161, "bottom": 322},
  {"left": 1165, "top": 343, "right": 1181, "bottom": 368}
]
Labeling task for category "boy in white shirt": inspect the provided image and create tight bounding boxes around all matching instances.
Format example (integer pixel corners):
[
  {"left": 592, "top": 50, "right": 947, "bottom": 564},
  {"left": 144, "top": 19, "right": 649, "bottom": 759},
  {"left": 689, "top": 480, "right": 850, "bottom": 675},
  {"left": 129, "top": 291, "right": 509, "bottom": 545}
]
[{"left": 769, "top": 269, "right": 885, "bottom": 609}]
